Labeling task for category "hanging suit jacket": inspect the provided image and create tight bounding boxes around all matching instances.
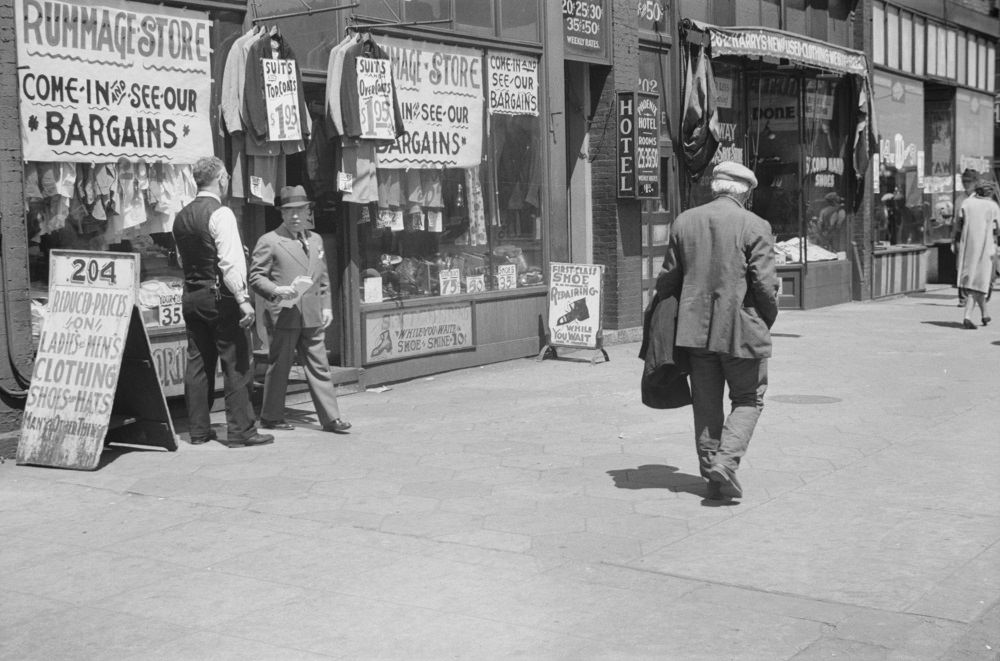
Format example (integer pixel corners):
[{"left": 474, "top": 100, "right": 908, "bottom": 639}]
[
  {"left": 249, "top": 226, "right": 331, "bottom": 330},
  {"left": 638, "top": 293, "right": 692, "bottom": 409},
  {"left": 243, "top": 34, "right": 310, "bottom": 156}
]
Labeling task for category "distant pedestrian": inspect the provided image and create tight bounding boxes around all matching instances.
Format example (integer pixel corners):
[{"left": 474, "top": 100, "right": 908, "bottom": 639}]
[
  {"left": 954, "top": 176, "right": 999, "bottom": 329},
  {"left": 172, "top": 156, "right": 274, "bottom": 447},
  {"left": 656, "top": 162, "right": 779, "bottom": 500},
  {"left": 953, "top": 169, "right": 979, "bottom": 307},
  {"left": 249, "top": 185, "right": 351, "bottom": 434}
]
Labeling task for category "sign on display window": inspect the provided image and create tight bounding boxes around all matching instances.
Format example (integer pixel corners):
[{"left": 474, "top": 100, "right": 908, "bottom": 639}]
[
  {"left": 14, "top": 0, "right": 213, "bottom": 164},
  {"left": 377, "top": 37, "right": 484, "bottom": 168},
  {"left": 263, "top": 59, "right": 303, "bottom": 141}
]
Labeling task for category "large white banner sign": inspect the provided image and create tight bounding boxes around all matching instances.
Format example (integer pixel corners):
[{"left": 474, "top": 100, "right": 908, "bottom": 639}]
[
  {"left": 15, "top": 0, "right": 213, "bottom": 164},
  {"left": 377, "top": 37, "right": 483, "bottom": 168}
]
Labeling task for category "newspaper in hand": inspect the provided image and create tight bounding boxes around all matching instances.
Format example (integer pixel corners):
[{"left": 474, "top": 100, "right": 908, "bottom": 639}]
[{"left": 277, "top": 275, "right": 314, "bottom": 308}]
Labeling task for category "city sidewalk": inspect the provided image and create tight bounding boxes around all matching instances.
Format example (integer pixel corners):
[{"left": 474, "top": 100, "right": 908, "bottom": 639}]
[{"left": 2, "top": 285, "right": 998, "bottom": 660}]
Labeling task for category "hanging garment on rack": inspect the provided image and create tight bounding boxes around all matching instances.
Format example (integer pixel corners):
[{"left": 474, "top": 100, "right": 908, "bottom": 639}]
[
  {"left": 247, "top": 153, "right": 287, "bottom": 206},
  {"left": 305, "top": 116, "right": 339, "bottom": 198},
  {"left": 464, "top": 166, "right": 487, "bottom": 247},
  {"left": 219, "top": 26, "right": 261, "bottom": 135},
  {"left": 243, "top": 32, "right": 309, "bottom": 154},
  {"left": 339, "top": 36, "right": 405, "bottom": 143},
  {"left": 324, "top": 35, "right": 354, "bottom": 138},
  {"left": 116, "top": 158, "right": 148, "bottom": 230},
  {"left": 24, "top": 163, "right": 42, "bottom": 201},
  {"left": 340, "top": 139, "right": 379, "bottom": 204}
]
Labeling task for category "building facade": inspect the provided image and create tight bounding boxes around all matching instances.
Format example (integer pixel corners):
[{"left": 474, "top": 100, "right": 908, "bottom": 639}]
[{"left": 0, "top": 0, "right": 997, "bottom": 432}]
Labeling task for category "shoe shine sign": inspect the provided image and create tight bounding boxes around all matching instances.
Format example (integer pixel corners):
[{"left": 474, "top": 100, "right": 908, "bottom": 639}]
[{"left": 547, "top": 263, "right": 605, "bottom": 350}]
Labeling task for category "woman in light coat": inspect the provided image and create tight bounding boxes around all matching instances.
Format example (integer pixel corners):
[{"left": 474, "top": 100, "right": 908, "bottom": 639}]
[{"left": 954, "top": 177, "right": 1000, "bottom": 329}]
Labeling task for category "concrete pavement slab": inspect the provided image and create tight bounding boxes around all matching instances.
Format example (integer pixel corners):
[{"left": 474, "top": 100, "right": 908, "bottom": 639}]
[{"left": 3, "top": 286, "right": 999, "bottom": 659}]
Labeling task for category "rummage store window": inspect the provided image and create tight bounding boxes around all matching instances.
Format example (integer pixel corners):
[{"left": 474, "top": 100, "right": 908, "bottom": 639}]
[{"left": 358, "top": 41, "right": 544, "bottom": 302}]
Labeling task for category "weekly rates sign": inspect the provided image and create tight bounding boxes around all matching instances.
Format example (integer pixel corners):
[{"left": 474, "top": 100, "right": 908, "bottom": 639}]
[
  {"left": 378, "top": 37, "right": 483, "bottom": 168},
  {"left": 15, "top": 0, "right": 213, "bottom": 163}
]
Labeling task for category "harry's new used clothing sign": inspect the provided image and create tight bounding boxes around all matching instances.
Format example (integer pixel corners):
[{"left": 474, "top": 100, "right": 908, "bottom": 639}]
[{"left": 15, "top": 0, "right": 213, "bottom": 164}]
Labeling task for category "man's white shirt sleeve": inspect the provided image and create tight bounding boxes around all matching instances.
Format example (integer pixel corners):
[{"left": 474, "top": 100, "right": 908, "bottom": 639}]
[{"left": 208, "top": 205, "right": 249, "bottom": 302}]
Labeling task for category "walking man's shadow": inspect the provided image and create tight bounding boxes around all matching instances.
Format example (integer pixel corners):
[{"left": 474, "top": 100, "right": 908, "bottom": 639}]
[{"left": 607, "top": 464, "right": 738, "bottom": 507}]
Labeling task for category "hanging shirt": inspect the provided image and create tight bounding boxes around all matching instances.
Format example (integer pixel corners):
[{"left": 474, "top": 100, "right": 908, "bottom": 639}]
[
  {"left": 219, "top": 27, "right": 261, "bottom": 135},
  {"left": 324, "top": 35, "right": 354, "bottom": 138}
]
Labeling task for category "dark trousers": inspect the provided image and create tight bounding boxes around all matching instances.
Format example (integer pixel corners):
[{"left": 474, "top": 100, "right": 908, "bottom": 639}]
[
  {"left": 687, "top": 348, "right": 768, "bottom": 477},
  {"left": 182, "top": 289, "right": 256, "bottom": 440},
  {"left": 261, "top": 326, "right": 341, "bottom": 427}
]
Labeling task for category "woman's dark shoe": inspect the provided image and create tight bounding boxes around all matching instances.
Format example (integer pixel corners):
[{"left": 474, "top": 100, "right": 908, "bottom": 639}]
[
  {"left": 260, "top": 419, "right": 295, "bottom": 430},
  {"left": 982, "top": 316, "right": 991, "bottom": 327},
  {"left": 962, "top": 318, "right": 977, "bottom": 330},
  {"left": 324, "top": 419, "right": 352, "bottom": 433}
]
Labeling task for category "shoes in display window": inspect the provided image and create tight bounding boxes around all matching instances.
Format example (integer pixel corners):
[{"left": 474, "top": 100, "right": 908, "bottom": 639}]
[{"left": 557, "top": 298, "right": 590, "bottom": 325}]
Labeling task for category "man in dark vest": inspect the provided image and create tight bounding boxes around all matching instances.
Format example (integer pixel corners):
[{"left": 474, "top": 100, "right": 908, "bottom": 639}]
[
  {"left": 172, "top": 156, "right": 273, "bottom": 447},
  {"left": 656, "top": 161, "right": 779, "bottom": 500}
]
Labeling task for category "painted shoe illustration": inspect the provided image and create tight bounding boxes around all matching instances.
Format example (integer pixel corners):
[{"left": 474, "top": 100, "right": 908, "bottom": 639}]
[
  {"left": 370, "top": 330, "right": 393, "bottom": 358},
  {"left": 557, "top": 298, "right": 590, "bottom": 325}
]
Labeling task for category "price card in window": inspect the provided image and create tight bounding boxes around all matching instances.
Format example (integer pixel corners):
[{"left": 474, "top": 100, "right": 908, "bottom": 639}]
[
  {"left": 466, "top": 275, "right": 485, "bottom": 293},
  {"left": 263, "top": 59, "right": 302, "bottom": 142},
  {"left": 497, "top": 264, "right": 517, "bottom": 290},
  {"left": 439, "top": 268, "right": 461, "bottom": 296},
  {"left": 157, "top": 293, "right": 183, "bottom": 327}
]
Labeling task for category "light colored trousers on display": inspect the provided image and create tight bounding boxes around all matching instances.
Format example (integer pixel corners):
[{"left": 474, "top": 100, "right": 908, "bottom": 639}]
[{"left": 687, "top": 348, "right": 768, "bottom": 477}]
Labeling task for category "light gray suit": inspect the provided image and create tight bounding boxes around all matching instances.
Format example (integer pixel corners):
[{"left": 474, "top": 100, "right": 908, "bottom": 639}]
[
  {"left": 249, "top": 226, "right": 341, "bottom": 426},
  {"left": 657, "top": 196, "right": 779, "bottom": 478}
]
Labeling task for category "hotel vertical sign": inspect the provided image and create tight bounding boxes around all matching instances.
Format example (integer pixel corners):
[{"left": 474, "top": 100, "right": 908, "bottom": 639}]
[{"left": 618, "top": 92, "right": 661, "bottom": 199}]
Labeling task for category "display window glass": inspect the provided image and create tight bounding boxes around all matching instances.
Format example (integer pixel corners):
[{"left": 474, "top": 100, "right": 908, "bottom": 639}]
[
  {"left": 358, "top": 46, "right": 544, "bottom": 302},
  {"left": 688, "top": 60, "right": 744, "bottom": 209}
]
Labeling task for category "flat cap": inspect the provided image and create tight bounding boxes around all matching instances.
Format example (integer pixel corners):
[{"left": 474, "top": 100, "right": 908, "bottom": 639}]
[{"left": 711, "top": 161, "right": 758, "bottom": 189}]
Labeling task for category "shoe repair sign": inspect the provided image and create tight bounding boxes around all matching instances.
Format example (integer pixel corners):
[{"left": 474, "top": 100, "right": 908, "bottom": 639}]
[
  {"left": 14, "top": 0, "right": 213, "bottom": 164},
  {"left": 547, "top": 262, "right": 604, "bottom": 350}
]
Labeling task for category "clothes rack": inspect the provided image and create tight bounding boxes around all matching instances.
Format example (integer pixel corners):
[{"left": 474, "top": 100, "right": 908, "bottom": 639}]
[
  {"left": 251, "top": 2, "right": 360, "bottom": 25},
  {"left": 347, "top": 14, "right": 454, "bottom": 32}
]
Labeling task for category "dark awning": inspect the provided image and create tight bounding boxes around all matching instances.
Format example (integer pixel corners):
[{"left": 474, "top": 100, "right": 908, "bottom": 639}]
[{"left": 686, "top": 20, "right": 869, "bottom": 77}]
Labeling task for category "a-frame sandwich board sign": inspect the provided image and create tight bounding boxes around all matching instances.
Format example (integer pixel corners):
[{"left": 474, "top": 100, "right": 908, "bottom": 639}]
[{"left": 17, "top": 250, "right": 178, "bottom": 470}]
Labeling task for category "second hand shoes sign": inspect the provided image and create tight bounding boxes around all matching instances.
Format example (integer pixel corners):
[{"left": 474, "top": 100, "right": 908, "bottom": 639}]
[{"left": 15, "top": 0, "right": 213, "bottom": 163}]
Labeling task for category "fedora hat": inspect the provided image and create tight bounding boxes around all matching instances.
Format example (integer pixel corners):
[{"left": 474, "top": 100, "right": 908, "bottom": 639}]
[{"left": 278, "top": 185, "right": 312, "bottom": 208}]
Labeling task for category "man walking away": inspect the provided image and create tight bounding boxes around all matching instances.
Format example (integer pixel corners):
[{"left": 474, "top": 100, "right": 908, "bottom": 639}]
[
  {"left": 172, "top": 156, "right": 273, "bottom": 448},
  {"left": 656, "top": 161, "right": 779, "bottom": 500}
]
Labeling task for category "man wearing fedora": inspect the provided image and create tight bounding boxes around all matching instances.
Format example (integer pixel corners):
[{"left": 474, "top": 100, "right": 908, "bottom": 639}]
[
  {"left": 249, "top": 185, "right": 351, "bottom": 434},
  {"left": 656, "top": 161, "right": 779, "bottom": 500}
]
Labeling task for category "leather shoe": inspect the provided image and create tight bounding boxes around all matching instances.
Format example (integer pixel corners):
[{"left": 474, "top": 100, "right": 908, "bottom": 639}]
[
  {"left": 323, "top": 419, "right": 352, "bottom": 433},
  {"left": 706, "top": 480, "right": 723, "bottom": 500},
  {"left": 228, "top": 432, "right": 274, "bottom": 447},
  {"left": 260, "top": 419, "right": 295, "bottom": 430},
  {"left": 963, "top": 318, "right": 977, "bottom": 330},
  {"left": 983, "top": 316, "right": 991, "bottom": 327},
  {"left": 707, "top": 464, "right": 743, "bottom": 499},
  {"left": 189, "top": 430, "right": 217, "bottom": 445}
]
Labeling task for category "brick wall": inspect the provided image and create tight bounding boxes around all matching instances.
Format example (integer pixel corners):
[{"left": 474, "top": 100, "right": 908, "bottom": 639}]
[
  {"left": 590, "top": 0, "right": 645, "bottom": 332},
  {"left": 0, "top": 0, "right": 31, "bottom": 432}
]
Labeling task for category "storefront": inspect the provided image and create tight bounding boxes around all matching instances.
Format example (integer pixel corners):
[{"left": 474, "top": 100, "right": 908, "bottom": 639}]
[
  {"left": 240, "top": 0, "right": 553, "bottom": 385},
  {"left": 677, "top": 18, "right": 874, "bottom": 309},
  {"left": 5, "top": 0, "right": 246, "bottom": 411},
  {"left": 871, "top": 1, "right": 997, "bottom": 293}
]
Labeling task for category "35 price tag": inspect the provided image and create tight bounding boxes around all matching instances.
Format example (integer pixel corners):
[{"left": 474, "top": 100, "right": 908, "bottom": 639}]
[
  {"left": 497, "top": 264, "right": 517, "bottom": 290},
  {"left": 158, "top": 302, "right": 183, "bottom": 327}
]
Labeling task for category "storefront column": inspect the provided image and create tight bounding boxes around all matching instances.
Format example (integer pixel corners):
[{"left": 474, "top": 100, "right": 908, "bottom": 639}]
[
  {"left": 544, "top": 0, "right": 570, "bottom": 265},
  {"left": 852, "top": 0, "right": 874, "bottom": 301},
  {"left": 0, "top": 0, "right": 32, "bottom": 431},
  {"left": 590, "top": 0, "right": 644, "bottom": 335}
]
